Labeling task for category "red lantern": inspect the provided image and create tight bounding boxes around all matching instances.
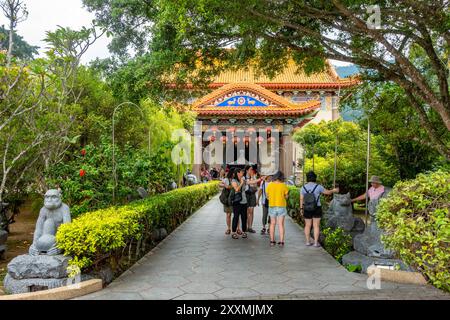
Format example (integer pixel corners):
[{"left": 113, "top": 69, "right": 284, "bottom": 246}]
[
  {"left": 81, "top": 149, "right": 86, "bottom": 156},
  {"left": 257, "top": 136, "right": 264, "bottom": 144},
  {"left": 79, "top": 169, "right": 86, "bottom": 177},
  {"left": 266, "top": 127, "right": 272, "bottom": 134},
  {"left": 268, "top": 137, "right": 276, "bottom": 144},
  {"left": 233, "top": 136, "right": 241, "bottom": 144},
  {"left": 209, "top": 135, "right": 216, "bottom": 142},
  {"left": 220, "top": 136, "right": 228, "bottom": 144},
  {"left": 209, "top": 126, "right": 218, "bottom": 134}
]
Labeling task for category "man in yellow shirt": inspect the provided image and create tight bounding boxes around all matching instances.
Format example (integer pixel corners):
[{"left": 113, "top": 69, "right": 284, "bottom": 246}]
[{"left": 266, "top": 171, "right": 289, "bottom": 247}]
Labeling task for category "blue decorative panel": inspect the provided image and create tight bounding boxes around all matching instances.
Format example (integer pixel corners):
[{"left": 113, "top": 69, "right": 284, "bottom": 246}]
[{"left": 216, "top": 95, "right": 268, "bottom": 107}]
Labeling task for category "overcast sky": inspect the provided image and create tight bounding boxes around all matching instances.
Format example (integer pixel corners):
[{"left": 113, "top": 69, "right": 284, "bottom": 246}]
[
  {"left": 0, "top": 0, "right": 349, "bottom": 66},
  {"left": 0, "top": 0, "right": 111, "bottom": 64}
]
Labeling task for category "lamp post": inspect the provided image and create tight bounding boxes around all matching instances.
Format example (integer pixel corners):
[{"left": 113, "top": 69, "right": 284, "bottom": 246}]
[
  {"left": 364, "top": 120, "right": 371, "bottom": 226},
  {"left": 112, "top": 102, "right": 151, "bottom": 204}
]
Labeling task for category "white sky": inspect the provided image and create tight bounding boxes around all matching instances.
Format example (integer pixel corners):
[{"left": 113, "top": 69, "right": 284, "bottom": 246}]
[
  {"left": 0, "top": 0, "right": 111, "bottom": 64},
  {"left": 0, "top": 0, "right": 350, "bottom": 66}
]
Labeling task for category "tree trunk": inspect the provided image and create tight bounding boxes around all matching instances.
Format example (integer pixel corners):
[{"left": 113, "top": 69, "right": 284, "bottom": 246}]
[{"left": 7, "top": 20, "right": 13, "bottom": 66}]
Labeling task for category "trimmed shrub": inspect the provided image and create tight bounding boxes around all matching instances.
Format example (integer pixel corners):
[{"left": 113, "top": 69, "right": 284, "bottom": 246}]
[
  {"left": 56, "top": 181, "right": 219, "bottom": 272},
  {"left": 377, "top": 170, "right": 450, "bottom": 292},
  {"left": 287, "top": 186, "right": 303, "bottom": 225},
  {"left": 321, "top": 227, "right": 352, "bottom": 262}
]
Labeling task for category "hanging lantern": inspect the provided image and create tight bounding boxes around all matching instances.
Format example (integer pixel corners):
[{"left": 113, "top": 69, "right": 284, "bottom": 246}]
[
  {"left": 220, "top": 136, "right": 228, "bottom": 144},
  {"left": 266, "top": 127, "right": 272, "bottom": 134},
  {"left": 209, "top": 135, "right": 216, "bottom": 142},
  {"left": 268, "top": 137, "right": 276, "bottom": 144},
  {"left": 244, "top": 136, "right": 250, "bottom": 146},
  {"left": 257, "top": 136, "right": 264, "bottom": 145},
  {"left": 233, "top": 136, "right": 241, "bottom": 144}
]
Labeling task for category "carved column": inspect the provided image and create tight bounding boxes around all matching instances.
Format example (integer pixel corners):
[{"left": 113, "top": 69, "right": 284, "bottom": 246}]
[
  {"left": 332, "top": 95, "right": 340, "bottom": 120},
  {"left": 282, "top": 124, "right": 294, "bottom": 179},
  {"left": 283, "top": 135, "right": 293, "bottom": 179},
  {"left": 192, "top": 122, "right": 203, "bottom": 179}
]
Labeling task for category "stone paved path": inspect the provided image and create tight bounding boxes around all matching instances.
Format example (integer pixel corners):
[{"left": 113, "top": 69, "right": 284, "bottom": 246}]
[{"left": 78, "top": 195, "right": 449, "bottom": 300}]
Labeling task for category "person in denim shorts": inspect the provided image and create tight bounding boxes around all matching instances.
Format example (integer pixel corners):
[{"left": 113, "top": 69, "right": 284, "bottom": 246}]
[
  {"left": 300, "top": 171, "right": 339, "bottom": 247},
  {"left": 265, "top": 171, "right": 289, "bottom": 247}
]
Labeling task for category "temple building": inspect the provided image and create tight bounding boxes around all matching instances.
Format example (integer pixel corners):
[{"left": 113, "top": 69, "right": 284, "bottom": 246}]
[{"left": 186, "top": 60, "right": 358, "bottom": 180}]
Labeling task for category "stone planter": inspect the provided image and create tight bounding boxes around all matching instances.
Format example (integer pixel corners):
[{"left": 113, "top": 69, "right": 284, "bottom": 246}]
[{"left": 367, "top": 265, "right": 428, "bottom": 285}]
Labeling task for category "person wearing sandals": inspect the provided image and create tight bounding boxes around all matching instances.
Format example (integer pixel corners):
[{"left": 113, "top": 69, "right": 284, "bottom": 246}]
[
  {"left": 265, "top": 171, "right": 289, "bottom": 246},
  {"left": 300, "top": 171, "right": 339, "bottom": 247},
  {"left": 219, "top": 169, "right": 235, "bottom": 235},
  {"left": 257, "top": 175, "right": 271, "bottom": 235},
  {"left": 231, "top": 168, "right": 249, "bottom": 239}
]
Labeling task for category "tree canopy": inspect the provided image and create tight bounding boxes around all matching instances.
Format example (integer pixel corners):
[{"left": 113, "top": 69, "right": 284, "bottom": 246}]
[{"left": 83, "top": 0, "right": 450, "bottom": 158}]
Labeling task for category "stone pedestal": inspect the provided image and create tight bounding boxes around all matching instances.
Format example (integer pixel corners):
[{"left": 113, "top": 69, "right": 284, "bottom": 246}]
[{"left": 3, "top": 254, "right": 72, "bottom": 294}]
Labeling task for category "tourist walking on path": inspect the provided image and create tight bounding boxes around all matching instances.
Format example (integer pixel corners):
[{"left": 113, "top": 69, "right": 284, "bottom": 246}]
[
  {"left": 231, "top": 168, "right": 249, "bottom": 239},
  {"left": 300, "top": 171, "right": 339, "bottom": 247},
  {"left": 257, "top": 175, "right": 272, "bottom": 235},
  {"left": 265, "top": 171, "right": 289, "bottom": 246},
  {"left": 219, "top": 169, "right": 235, "bottom": 235},
  {"left": 245, "top": 165, "right": 260, "bottom": 233}
]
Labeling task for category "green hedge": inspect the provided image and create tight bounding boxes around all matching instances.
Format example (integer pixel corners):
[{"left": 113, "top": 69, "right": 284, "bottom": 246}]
[
  {"left": 377, "top": 170, "right": 450, "bottom": 292},
  {"left": 287, "top": 186, "right": 302, "bottom": 225},
  {"left": 56, "top": 181, "right": 219, "bottom": 272}
]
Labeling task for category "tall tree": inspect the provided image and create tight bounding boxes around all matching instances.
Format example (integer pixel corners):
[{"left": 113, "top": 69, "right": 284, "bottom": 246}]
[
  {"left": 0, "top": 0, "right": 28, "bottom": 65},
  {"left": 0, "top": 25, "right": 38, "bottom": 60},
  {"left": 83, "top": 0, "right": 450, "bottom": 158}
]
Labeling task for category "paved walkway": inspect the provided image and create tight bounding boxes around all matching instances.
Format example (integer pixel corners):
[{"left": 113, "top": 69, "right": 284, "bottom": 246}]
[{"left": 78, "top": 195, "right": 449, "bottom": 300}]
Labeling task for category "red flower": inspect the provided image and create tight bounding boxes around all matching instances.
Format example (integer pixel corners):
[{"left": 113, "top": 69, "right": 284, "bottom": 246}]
[
  {"left": 79, "top": 169, "right": 86, "bottom": 177},
  {"left": 81, "top": 149, "right": 86, "bottom": 156}
]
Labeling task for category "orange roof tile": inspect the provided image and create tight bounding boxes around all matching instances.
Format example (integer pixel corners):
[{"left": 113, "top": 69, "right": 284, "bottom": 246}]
[{"left": 167, "top": 59, "right": 359, "bottom": 90}]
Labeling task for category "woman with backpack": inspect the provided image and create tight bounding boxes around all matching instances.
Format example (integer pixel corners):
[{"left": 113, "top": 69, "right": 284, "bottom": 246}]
[
  {"left": 219, "top": 169, "right": 235, "bottom": 235},
  {"left": 300, "top": 171, "right": 339, "bottom": 247},
  {"left": 230, "top": 168, "right": 249, "bottom": 239}
]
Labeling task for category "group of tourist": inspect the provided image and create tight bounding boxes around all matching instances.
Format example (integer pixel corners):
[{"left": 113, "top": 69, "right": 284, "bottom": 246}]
[{"left": 219, "top": 166, "right": 387, "bottom": 247}]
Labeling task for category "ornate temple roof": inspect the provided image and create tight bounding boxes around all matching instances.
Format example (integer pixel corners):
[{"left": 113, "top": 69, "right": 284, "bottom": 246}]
[
  {"left": 168, "top": 60, "right": 359, "bottom": 91},
  {"left": 193, "top": 83, "right": 320, "bottom": 118},
  {"left": 208, "top": 60, "right": 358, "bottom": 90}
]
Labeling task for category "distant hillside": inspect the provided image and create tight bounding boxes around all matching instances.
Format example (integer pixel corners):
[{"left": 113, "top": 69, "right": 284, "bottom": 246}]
[
  {"left": 333, "top": 64, "right": 362, "bottom": 121},
  {"left": 335, "top": 65, "right": 360, "bottom": 78}
]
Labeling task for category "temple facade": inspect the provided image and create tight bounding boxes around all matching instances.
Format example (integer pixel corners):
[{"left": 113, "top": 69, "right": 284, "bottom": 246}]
[{"left": 188, "top": 60, "right": 358, "bottom": 180}]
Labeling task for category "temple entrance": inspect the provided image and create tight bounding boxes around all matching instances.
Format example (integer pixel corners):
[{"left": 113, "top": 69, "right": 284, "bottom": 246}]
[
  {"left": 192, "top": 83, "right": 322, "bottom": 179},
  {"left": 201, "top": 129, "right": 282, "bottom": 176}
]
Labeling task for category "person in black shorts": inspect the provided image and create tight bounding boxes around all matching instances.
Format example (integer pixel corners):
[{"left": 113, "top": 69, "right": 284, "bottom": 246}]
[{"left": 300, "top": 171, "right": 339, "bottom": 247}]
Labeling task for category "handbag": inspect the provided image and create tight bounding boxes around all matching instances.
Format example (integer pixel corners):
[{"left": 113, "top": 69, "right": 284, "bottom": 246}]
[{"left": 232, "top": 190, "right": 243, "bottom": 204}]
